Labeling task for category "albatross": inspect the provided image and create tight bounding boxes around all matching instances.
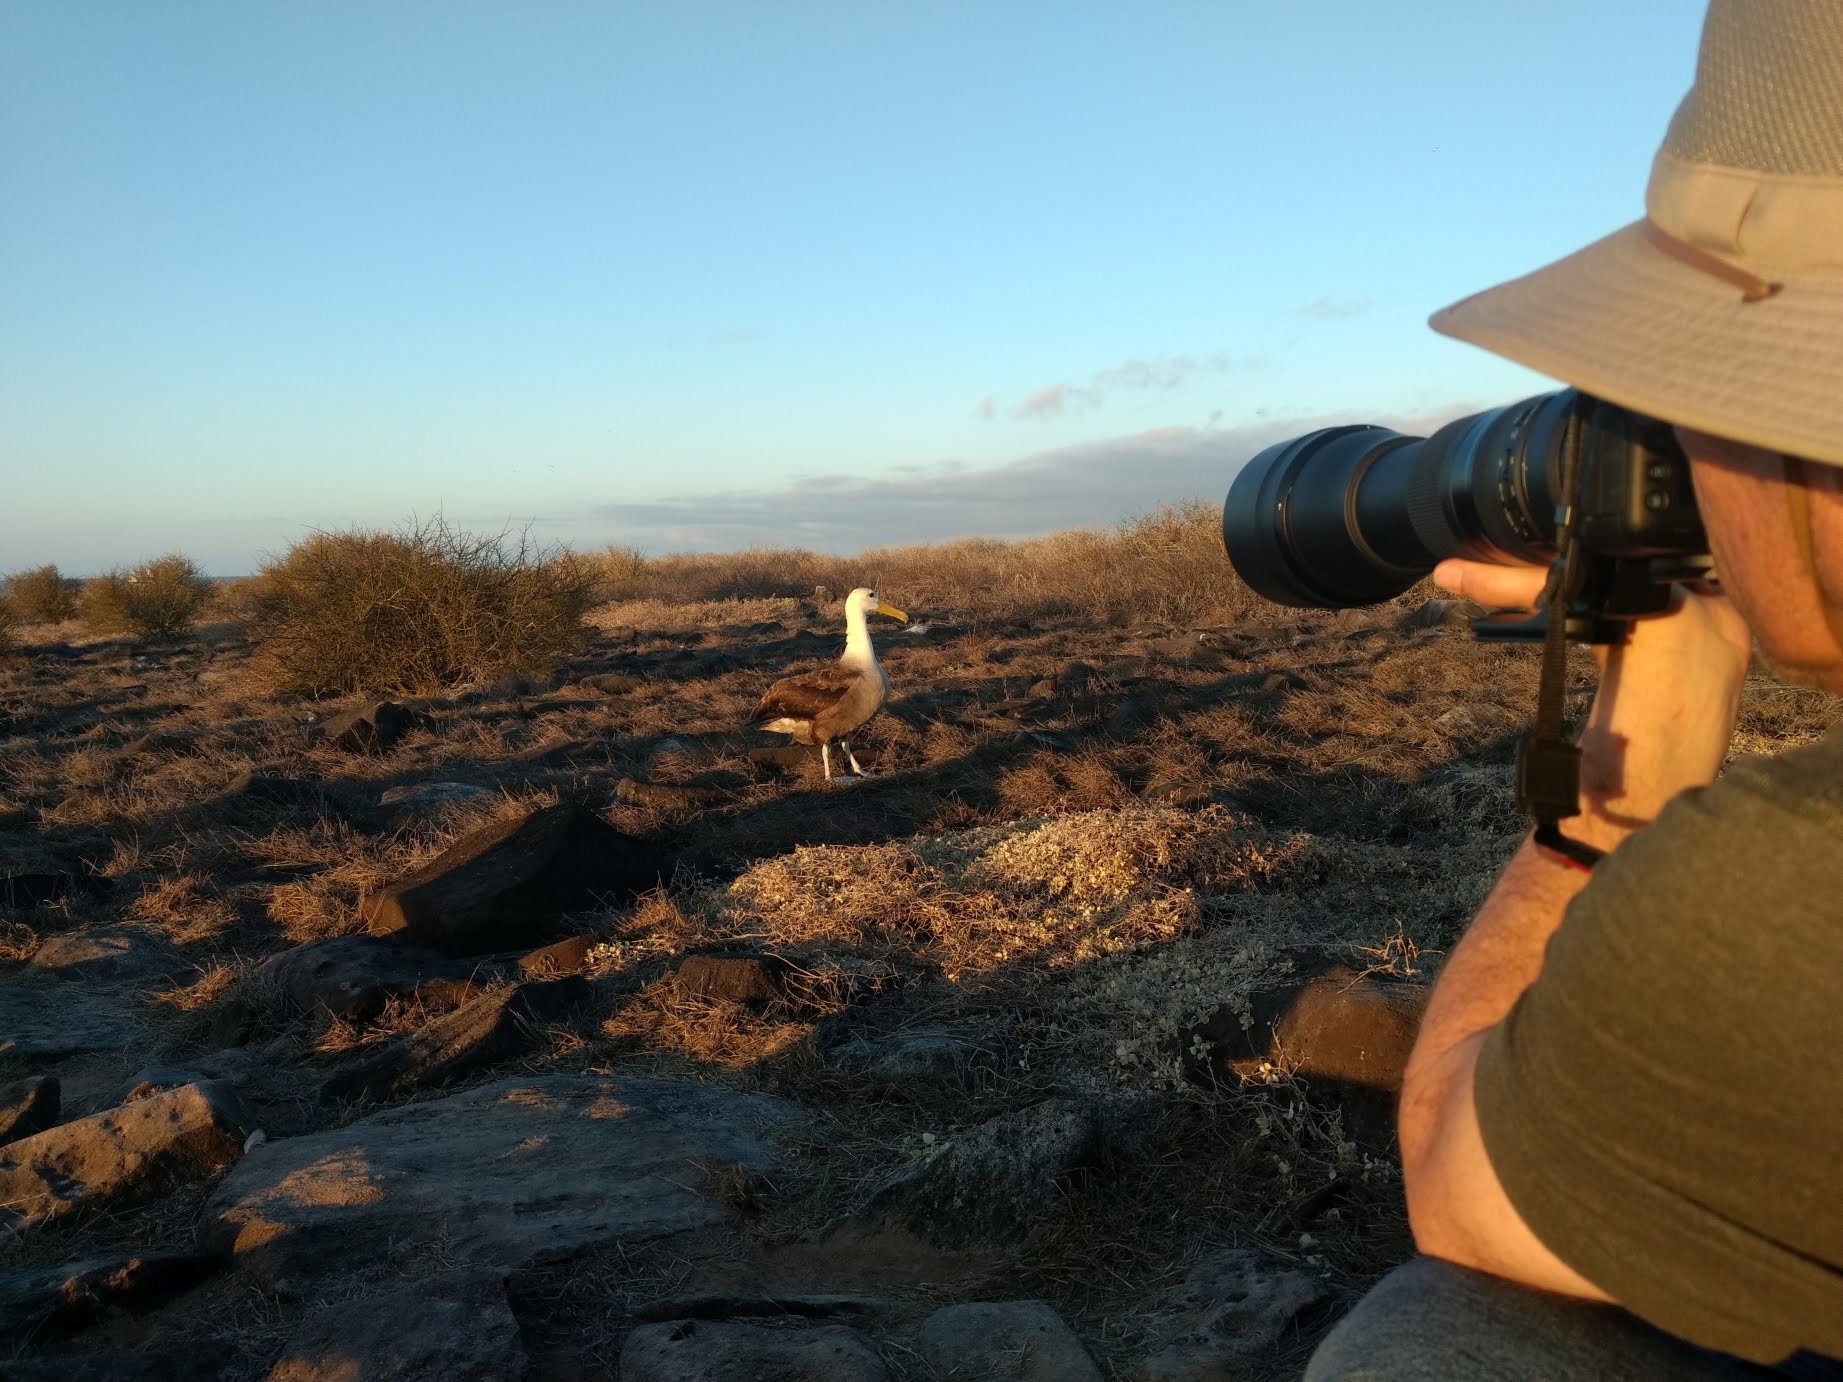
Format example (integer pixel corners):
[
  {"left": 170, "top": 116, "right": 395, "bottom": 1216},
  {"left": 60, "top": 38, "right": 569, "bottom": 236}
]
[{"left": 750, "top": 586, "right": 907, "bottom": 781}]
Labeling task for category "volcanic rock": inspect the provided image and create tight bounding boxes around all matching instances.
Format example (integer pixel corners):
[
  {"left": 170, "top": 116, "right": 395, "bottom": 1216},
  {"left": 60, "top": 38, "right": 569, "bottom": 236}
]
[
  {"left": 0, "top": 1075, "right": 60, "bottom": 1147},
  {"left": 828, "top": 1030, "right": 985, "bottom": 1092},
  {"left": 1132, "top": 1248, "right": 1329, "bottom": 1380},
  {"left": 842, "top": 1097, "right": 1139, "bottom": 1248},
  {"left": 0, "top": 1081, "right": 252, "bottom": 1231},
  {"left": 919, "top": 1299, "right": 1103, "bottom": 1382},
  {"left": 1186, "top": 964, "right": 1429, "bottom": 1093},
  {"left": 2, "top": 985, "right": 144, "bottom": 1060},
  {"left": 28, "top": 926, "right": 185, "bottom": 982},
  {"left": 246, "top": 935, "right": 480, "bottom": 1023},
  {"left": 580, "top": 671, "right": 645, "bottom": 695},
  {"left": 0, "top": 1253, "right": 218, "bottom": 1342},
  {"left": 361, "top": 802, "right": 668, "bottom": 955},
  {"left": 319, "top": 700, "right": 411, "bottom": 753},
  {"left": 674, "top": 953, "right": 790, "bottom": 1006},
  {"left": 268, "top": 1270, "right": 525, "bottom": 1381},
  {"left": 320, "top": 975, "right": 591, "bottom": 1106},
  {"left": 206, "top": 1075, "right": 804, "bottom": 1284},
  {"left": 517, "top": 933, "right": 599, "bottom": 979},
  {"left": 620, "top": 1319, "right": 890, "bottom": 1382},
  {"left": 377, "top": 781, "right": 496, "bottom": 818}
]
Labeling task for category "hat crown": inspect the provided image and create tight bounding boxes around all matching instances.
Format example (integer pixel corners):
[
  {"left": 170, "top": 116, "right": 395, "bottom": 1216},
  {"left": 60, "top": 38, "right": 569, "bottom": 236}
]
[
  {"left": 1645, "top": 0, "right": 1843, "bottom": 274},
  {"left": 1430, "top": 0, "right": 1843, "bottom": 470},
  {"left": 1663, "top": 0, "right": 1843, "bottom": 178}
]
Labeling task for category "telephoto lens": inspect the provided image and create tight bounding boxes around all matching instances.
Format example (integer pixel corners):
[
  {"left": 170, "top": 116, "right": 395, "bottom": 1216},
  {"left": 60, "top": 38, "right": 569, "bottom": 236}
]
[{"left": 1219, "top": 388, "right": 1702, "bottom": 608}]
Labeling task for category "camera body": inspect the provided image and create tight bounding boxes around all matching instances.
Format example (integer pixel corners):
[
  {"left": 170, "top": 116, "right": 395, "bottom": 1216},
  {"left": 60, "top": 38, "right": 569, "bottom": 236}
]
[{"left": 1221, "top": 389, "right": 1710, "bottom": 638}]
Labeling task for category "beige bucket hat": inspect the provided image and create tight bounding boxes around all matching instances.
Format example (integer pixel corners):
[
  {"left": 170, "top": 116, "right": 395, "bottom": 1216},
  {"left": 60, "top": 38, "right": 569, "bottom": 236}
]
[{"left": 1431, "top": 0, "right": 1843, "bottom": 466}]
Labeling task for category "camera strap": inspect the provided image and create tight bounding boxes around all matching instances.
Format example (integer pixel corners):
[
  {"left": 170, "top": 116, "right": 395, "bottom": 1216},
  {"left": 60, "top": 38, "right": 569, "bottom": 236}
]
[{"left": 1519, "top": 410, "right": 1608, "bottom": 873}]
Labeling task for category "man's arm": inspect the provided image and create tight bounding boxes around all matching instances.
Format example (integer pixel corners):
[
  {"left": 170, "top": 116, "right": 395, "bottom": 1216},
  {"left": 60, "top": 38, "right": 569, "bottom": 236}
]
[
  {"left": 1398, "top": 836, "right": 1610, "bottom": 1298},
  {"left": 1398, "top": 560, "right": 1750, "bottom": 1296}
]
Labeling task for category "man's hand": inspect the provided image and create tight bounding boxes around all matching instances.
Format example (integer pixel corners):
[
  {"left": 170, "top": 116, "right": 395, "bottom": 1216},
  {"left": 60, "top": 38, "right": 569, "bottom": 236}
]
[{"left": 1433, "top": 557, "right": 1751, "bottom": 850}]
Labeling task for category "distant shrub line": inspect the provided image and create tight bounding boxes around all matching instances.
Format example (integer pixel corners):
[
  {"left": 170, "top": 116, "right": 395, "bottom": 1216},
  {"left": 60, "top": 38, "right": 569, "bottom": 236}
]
[
  {"left": 593, "top": 500, "right": 1254, "bottom": 627},
  {"left": 4, "top": 500, "right": 1254, "bottom": 679}
]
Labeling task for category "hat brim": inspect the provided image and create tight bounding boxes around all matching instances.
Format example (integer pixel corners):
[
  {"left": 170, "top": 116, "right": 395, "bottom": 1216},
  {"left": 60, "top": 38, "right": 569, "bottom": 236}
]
[{"left": 1430, "top": 220, "right": 1843, "bottom": 466}]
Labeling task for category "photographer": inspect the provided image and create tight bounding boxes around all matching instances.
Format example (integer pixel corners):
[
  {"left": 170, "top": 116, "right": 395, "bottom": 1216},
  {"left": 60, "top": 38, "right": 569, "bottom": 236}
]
[{"left": 1304, "top": 1, "right": 1843, "bottom": 1377}]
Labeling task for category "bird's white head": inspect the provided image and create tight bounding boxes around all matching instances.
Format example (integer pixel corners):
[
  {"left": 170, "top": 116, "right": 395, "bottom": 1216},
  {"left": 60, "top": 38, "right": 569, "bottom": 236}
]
[{"left": 846, "top": 586, "right": 907, "bottom": 623}]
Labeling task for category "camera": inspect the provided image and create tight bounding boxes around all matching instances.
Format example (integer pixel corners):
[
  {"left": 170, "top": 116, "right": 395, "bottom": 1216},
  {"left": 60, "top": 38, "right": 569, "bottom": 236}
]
[{"left": 1220, "top": 388, "right": 1712, "bottom": 640}]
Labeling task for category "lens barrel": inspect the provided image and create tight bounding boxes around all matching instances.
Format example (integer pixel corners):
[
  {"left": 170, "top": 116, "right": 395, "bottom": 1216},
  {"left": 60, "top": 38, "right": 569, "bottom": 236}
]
[{"left": 1221, "top": 390, "right": 1592, "bottom": 607}]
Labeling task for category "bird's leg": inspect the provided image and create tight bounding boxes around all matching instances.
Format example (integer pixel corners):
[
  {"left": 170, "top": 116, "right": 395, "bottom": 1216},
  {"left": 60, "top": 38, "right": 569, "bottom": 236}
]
[
  {"left": 843, "top": 740, "right": 867, "bottom": 776},
  {"left": 820, "top": 741, "right": 833, "bottom": 782}
]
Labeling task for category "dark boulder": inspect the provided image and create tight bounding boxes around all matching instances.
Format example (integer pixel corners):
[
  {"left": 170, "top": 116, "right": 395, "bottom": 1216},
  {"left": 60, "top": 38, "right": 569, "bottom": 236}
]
[
  {"left": 269, "top": 1270, "right": 525, "bottom": 1381},
  {"left": 674, "top": 953, "right": 790, "bottom": 1006},
  {"left": 320, "top": 975, "right": 592, "bottom": 1106},
  {"left": 919, "top": 1299, "right": 1103, "bottom": 1382},
  {"left": 28, "top": 927, "right": 186, "bottom": 982},
  {"left": 246, "top": 935, "right": 480, "bottom": 1023},
  {"left": 517, "top": 933, "right": 600, "bottom": 979},
  {"left": 0, "top": 1253, "right": 218, "bottom": 1343},
  {"left": 1185, "top": 964, "right": 1429, "bottom": 1093},
  {"left": 361, "top": 802, "right": 669, "bottom": 955},
  {"left": 0, "top": 1081, "right": 252, "bottom": 1231},
  {"left": 620, "top": 1320, "right": 890, "bottom": 1382},
  {"left": 318, "top": 700, "right": 412, "bottom": 753},
  {"left": 0, "top": 1075, "right": 60, "bottom": 1147},
  {"left": 205, "top": 1075, "right": 805, "bottom": 1284},
  {"left": 840, "top": 1097, "right": 1143, "bottom": 1249}
]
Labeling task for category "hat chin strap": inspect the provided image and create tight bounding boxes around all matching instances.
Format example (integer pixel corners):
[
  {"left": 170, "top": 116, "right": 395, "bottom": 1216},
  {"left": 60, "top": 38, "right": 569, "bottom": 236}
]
[{"left": 1640, "top": 219, "right": 1782, "bottom": 302}]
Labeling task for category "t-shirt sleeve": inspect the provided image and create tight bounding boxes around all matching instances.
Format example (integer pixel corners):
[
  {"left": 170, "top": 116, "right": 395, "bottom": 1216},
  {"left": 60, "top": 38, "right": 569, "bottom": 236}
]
[{"left": 1473, "top": 735, "right": 1843, "bottom": 1364}]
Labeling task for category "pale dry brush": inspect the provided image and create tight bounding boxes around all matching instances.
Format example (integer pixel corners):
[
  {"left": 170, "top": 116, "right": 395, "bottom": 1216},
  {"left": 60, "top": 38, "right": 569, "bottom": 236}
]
[{"left": 4, "top": 564, "right": 78, "bottom": 623}]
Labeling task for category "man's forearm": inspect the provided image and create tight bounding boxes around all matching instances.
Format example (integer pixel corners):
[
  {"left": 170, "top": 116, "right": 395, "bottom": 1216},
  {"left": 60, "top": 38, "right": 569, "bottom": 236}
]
[
  {"left": 1397, "top": 835, "right": 1590, "bottom": 1173},
  {"left": 1403, "top": 626, "right": 1746, "bottom": 1149}
]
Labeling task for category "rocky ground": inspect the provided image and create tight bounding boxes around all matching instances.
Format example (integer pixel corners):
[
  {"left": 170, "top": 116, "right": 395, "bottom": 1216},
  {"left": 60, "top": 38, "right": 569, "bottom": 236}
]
[{"left": 2, "top": 589, "right": 1835, "bottom": 1380}]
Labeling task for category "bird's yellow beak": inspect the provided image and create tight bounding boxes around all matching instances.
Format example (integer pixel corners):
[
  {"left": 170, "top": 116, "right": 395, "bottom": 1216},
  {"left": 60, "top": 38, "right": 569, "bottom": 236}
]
[{"left": 876, "top": 602, "right": 908, "bottom": 622}]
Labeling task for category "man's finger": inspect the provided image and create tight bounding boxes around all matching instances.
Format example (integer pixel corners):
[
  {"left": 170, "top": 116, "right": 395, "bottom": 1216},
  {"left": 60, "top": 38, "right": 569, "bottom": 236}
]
[{"left": 1432, "top": 559, "right": 1550, "bottom": 610}]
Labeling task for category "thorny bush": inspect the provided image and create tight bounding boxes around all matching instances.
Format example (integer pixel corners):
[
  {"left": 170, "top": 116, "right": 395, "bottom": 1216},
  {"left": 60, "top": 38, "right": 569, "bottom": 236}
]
[{"left": 246, "top": 516, "right": 596, "bottom": 696}]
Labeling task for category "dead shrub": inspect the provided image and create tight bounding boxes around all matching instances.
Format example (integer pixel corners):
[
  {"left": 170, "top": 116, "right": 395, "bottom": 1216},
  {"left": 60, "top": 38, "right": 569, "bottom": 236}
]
[
  {"left": 248, "top": 516, "right": 596, "bottom": 696},
  {"left": 6, "top": 563, "right": 78, "bottom": 623},
  {"left": 0, "top": 593, "right": 15, "bottom": 655},
  {"left": 77, "top": 554, "right": 212, "bottom": 639}
]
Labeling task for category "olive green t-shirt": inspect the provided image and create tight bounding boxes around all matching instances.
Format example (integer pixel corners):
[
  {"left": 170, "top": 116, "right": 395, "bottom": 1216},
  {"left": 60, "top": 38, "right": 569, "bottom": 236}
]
[{"left": 1475, "top": 724, "right": 1843, "bottom": 1365}]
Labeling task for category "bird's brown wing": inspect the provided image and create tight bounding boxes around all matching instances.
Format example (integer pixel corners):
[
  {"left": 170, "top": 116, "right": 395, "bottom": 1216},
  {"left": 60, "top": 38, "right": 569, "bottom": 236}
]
[{"left": 750, "top": 663, "right": 863, "bottom": 723}]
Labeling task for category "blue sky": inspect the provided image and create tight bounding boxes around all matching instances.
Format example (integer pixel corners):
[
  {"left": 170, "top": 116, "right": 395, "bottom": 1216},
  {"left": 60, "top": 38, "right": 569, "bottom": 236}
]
[{"left": 1, "top": 2, "right": 1705, "bottom": 575}]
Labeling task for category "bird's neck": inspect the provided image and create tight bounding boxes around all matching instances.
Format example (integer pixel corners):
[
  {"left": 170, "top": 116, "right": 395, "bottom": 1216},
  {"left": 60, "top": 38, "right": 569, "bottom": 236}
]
[{"left": 842, "top": 606, "right": 878, "bottom": 666}]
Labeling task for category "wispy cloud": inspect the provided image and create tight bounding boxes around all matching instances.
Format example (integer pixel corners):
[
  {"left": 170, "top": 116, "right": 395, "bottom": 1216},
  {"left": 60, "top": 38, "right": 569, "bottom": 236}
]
[
  {"left": 1014, "top": 384, "right": 1077, "bottom": 420},
  {"left": 998, "top": 351, "right": 1242, "bottom": 421},
  {"left": 591, "top": 402, "right": 1482, "bottom": 554},
  {"left": 1298, "top": 297, "right": 1370, "bottom": 321}
]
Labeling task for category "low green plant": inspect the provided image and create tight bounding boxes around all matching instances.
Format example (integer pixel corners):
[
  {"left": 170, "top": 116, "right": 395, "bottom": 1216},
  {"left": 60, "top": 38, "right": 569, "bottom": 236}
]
[
  {"left": 5, "top": 564, "right": 77, "bottom": 623},
  {"left": 77, "top": 554, "right": 211, "bottom": 639},
  {"left": 250, "top": 516, "right": 595, "bottom": 696}
]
